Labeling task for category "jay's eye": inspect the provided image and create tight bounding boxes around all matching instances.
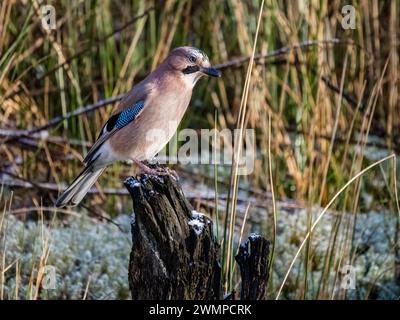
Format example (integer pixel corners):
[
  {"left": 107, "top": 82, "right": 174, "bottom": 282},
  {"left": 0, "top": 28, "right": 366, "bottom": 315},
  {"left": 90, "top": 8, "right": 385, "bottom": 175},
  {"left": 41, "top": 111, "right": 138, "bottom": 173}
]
[{"left": 188, "top": 55, "right": 197, "bottom": 63}]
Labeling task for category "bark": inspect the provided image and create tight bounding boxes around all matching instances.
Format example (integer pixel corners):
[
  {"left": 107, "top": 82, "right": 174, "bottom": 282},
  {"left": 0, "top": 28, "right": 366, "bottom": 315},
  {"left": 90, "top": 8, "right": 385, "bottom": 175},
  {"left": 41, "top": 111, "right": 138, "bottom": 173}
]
[
  {"left": 235, "top": 234, "right": 270, "bottom": 300},
  {"left": 125, "top": 173, "right": 270, "bottom": 300}
]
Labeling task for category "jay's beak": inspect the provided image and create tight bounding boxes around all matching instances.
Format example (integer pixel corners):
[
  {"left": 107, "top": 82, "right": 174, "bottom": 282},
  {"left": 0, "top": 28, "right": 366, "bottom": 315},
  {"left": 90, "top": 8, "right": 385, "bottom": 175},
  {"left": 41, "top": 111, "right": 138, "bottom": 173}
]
[{"left": 201, "top": 67, "right": 221, "bottom": 78}]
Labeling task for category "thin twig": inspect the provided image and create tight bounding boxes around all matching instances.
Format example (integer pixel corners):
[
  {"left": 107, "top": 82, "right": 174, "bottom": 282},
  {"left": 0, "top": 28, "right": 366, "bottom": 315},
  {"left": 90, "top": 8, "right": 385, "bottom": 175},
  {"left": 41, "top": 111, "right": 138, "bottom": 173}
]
[
  {"left": 79, "top": 203, "right": 124, "bottom": 233},
  {"left": 1, "top": 94, "right": 124, "bottom": 143},
  {"left": 214, "top": 39, "right": 364, "bottom": 69},
  {"left": 0, "top": 176, "right": 128, "bottom": 195}
]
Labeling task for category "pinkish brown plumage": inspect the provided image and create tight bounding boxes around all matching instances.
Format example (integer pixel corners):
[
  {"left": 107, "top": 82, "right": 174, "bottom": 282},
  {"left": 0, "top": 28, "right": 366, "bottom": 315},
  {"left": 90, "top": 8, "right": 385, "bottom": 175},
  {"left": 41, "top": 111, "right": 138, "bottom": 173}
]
[{"left": 56, "top": 46, "right": 220, "bottom": 207}]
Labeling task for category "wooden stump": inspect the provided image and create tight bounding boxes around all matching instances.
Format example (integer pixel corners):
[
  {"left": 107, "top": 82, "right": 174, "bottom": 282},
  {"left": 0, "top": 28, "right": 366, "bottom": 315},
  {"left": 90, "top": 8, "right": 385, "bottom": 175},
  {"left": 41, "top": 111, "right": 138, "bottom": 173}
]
[
  {"left": 235, "top": 235, "right": 270, "bottom": 300},
  {"left": 124, "top": 173, "right": 270, "bottom": 300}
]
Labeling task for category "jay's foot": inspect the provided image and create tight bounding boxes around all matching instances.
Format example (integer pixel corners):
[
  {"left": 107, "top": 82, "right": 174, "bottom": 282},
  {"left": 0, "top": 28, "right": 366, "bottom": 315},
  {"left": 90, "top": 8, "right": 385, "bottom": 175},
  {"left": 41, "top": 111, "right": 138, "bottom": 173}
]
[
  {"left": 132, "top": 159, "right": 178, "bottom": 180},
  {"left": 157, "top": 166, "right": 179, "bottom": 180}
]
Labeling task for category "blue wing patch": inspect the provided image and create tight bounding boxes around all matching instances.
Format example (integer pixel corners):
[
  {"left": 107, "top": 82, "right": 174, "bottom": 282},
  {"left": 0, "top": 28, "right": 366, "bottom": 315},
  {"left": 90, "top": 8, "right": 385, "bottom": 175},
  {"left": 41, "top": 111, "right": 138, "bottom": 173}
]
[
  {"left": 85, "top": 101, "right": 145, "bottom": 165},
  {"left": 115, "top": 101, "right": 144, "bottom": 129},
  {"left": 104, "top": 101, "right": 144, "bottom": 132}
]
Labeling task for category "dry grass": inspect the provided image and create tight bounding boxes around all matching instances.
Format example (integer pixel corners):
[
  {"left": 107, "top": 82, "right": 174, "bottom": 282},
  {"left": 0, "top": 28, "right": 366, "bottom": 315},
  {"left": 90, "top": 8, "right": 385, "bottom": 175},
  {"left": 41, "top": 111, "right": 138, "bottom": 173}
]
[{"left": 0, "top": 0, "right": 399, "bottom": 299}]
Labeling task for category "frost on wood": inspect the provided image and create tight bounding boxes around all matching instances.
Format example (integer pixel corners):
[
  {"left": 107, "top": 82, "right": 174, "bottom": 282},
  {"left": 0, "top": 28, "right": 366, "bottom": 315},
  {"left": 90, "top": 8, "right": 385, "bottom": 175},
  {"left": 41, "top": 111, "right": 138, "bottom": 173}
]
[
  {"left": 124, "top": 174, "right": 222, "bottom": 300},
  {"left": 188, "top": 210, "right": 208, "bottom": 235}
]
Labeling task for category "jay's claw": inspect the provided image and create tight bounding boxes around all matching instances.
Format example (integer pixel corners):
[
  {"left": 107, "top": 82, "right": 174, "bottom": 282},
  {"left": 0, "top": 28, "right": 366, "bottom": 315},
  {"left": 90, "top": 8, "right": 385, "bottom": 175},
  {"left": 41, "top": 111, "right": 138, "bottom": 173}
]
[
  {"left": 132, "top": 159, "right": 178, "bottom": 180},
  {"left": 159, "top": 167, "right": 179, "bottom": 180}
]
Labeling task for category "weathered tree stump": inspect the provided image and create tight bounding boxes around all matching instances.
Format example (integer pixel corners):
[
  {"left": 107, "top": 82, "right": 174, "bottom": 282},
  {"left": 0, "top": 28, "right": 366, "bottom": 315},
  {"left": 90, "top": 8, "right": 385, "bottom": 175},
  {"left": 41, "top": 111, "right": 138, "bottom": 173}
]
[
  {"left": 124, "top": 173, "right": 270, "bottom": 300},
  {"left": 235, "top": 235, "right": 270, "bottom": 300},
  {"left": 124, "top": 174, "right": 221, "bottom": 299}
]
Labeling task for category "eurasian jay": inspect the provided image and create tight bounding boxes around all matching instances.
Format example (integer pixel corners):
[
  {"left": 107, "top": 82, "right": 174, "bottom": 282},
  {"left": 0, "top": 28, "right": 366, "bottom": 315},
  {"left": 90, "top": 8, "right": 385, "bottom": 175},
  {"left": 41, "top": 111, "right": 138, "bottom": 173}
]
[{"left": 56, "top": 46, "right": 220, "bottom": 207}]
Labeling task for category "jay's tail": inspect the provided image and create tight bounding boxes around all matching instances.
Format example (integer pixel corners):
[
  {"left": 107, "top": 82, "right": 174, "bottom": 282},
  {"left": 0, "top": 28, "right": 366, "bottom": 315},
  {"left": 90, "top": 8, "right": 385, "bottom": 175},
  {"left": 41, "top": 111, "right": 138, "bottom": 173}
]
[{"left": 55, "top": 166, "right": 105, "bottom": 208}]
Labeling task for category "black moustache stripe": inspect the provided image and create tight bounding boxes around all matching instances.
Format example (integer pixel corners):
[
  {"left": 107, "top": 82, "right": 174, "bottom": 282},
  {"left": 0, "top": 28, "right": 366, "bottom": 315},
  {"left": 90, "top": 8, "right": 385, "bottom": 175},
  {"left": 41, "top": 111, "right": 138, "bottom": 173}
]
[{"left": 182, "top": 65, "right": 199, "bottom": 74}]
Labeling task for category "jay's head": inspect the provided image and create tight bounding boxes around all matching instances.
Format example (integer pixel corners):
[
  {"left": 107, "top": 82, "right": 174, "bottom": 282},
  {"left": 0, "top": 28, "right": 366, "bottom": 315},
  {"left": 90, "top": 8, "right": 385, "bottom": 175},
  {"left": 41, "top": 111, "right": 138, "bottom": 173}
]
[{"left": 166, "top": 46, "right": 221, "bottom": 86}]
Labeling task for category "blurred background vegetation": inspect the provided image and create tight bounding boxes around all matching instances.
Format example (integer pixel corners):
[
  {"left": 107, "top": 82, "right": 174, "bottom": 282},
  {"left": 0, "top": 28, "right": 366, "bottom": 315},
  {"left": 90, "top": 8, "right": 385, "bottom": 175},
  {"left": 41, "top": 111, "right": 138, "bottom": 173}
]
[{"left": 0, "top": 0, "right": 399, "bottom": 299}]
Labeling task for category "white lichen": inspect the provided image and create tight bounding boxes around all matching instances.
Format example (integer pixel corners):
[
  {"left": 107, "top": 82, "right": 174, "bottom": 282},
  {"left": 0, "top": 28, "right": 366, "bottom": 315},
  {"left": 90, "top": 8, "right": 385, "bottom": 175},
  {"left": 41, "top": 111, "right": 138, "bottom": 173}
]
[{"left": 0, "top": 214, "right": 132, "bottom": 300}]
